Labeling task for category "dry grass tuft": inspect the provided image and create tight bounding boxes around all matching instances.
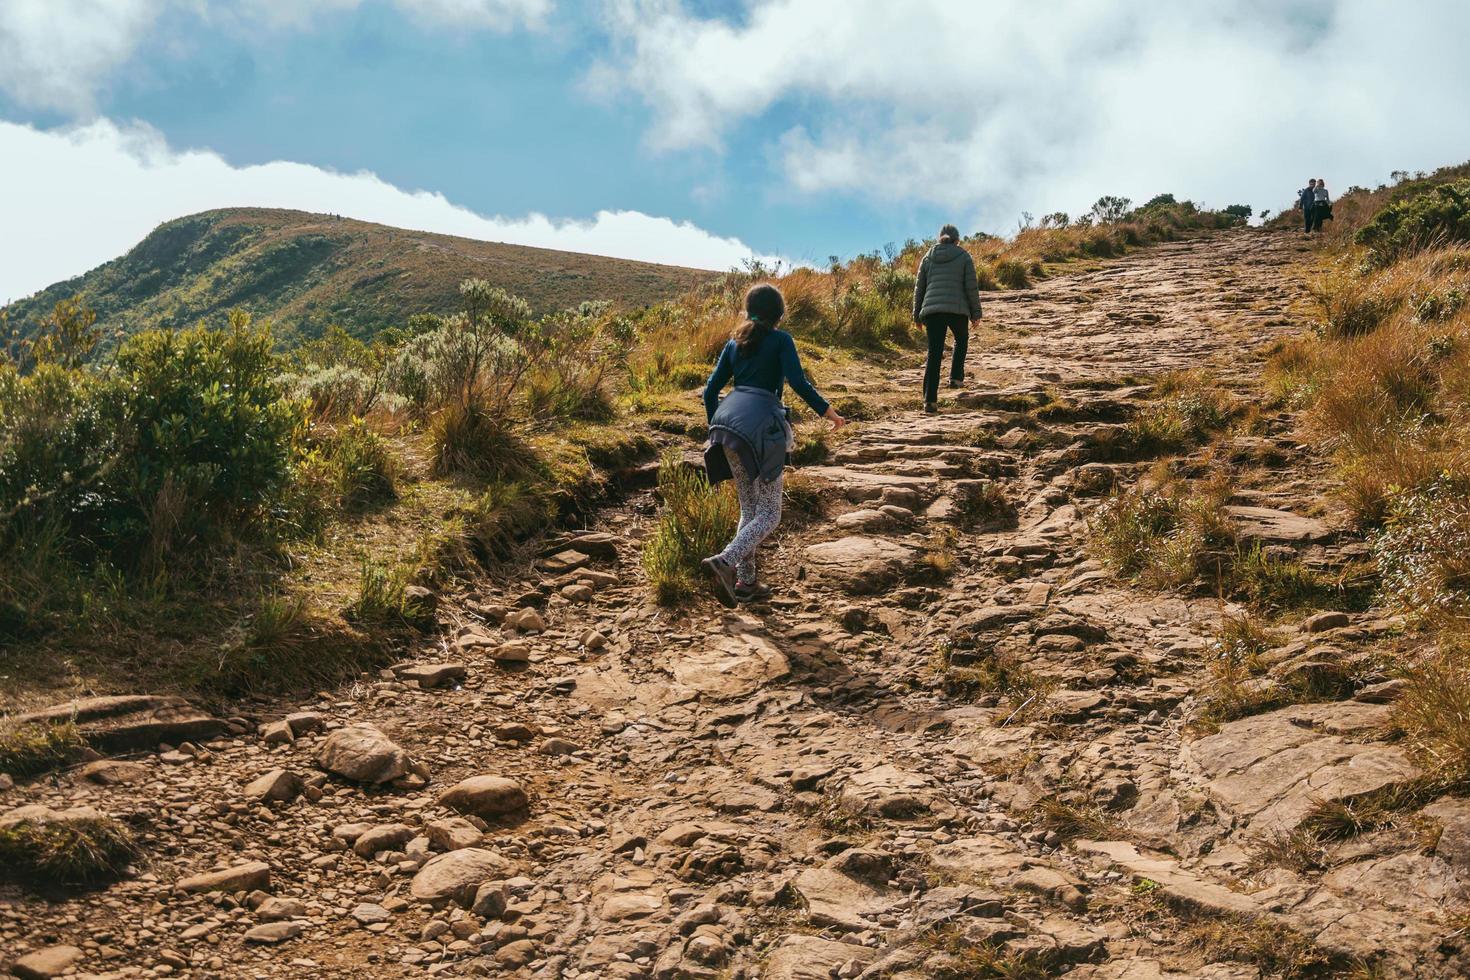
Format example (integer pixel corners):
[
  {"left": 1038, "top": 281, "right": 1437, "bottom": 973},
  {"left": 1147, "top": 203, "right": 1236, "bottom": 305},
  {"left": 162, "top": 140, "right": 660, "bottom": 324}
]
[
  {"left": 0, "top": 721, "right": 88, "bottom": 780},
  {"left": 0, "top": 811, "right": 141, "bottom": 885}
]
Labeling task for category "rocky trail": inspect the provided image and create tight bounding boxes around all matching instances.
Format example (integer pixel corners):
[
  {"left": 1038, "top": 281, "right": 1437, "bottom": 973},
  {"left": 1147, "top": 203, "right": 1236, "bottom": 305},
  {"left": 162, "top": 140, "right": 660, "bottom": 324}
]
[{"left": 7, "top": 230, "right": 1468, "bottom": 980}]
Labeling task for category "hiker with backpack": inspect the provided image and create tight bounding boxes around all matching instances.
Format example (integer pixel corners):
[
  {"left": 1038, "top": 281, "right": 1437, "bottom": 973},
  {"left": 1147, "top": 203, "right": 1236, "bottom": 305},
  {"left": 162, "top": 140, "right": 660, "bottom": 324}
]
[
  {"left": 700, "top": 284, "right": 846, "bottom": 607},
  {"left": 1311, "top": 179, "right": 1332, "bottom": 233},
  {"left": 912, "top": 224, "right": 983, "bottom": 413},
  {"left": 1299, "top": 179, "right": 1317, "bottom": 233}
]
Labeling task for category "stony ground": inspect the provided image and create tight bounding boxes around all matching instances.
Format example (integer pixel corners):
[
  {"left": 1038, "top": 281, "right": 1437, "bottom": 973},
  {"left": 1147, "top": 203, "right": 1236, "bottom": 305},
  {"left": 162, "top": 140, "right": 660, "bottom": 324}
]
[{"left": 6, "top": 229, "right": 1468, "bottom": 980}]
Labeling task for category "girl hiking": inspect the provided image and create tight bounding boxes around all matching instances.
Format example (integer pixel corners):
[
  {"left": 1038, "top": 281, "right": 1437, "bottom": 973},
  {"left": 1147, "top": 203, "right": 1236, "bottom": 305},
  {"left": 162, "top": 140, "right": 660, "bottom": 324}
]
[
  {"left": 701, "top": 284, "right": 846, "bottom": 606},
  {"left": 913, "top": 224, "right": 983, "bottom": 413},
  {"left": 1311, "top": 180, "right": 1332, "bottom": 233}
]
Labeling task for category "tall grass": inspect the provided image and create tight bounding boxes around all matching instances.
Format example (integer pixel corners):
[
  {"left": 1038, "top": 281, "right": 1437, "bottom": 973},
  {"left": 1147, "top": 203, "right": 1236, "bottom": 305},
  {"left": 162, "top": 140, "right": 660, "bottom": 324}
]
[{"left": 642, "top": 451, "right": 739, "bottom": 604}]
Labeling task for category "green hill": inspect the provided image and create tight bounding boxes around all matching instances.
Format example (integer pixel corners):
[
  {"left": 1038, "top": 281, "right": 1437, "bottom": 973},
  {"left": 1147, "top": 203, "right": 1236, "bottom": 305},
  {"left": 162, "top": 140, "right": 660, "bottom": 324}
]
[{"left": 2, "top": 208, "right": 717, "bottom": 343}]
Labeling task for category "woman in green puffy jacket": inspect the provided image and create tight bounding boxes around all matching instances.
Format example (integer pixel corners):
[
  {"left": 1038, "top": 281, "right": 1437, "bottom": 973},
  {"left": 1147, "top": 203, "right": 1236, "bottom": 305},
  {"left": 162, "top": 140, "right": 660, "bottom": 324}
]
[{"left": 912, "top": 224, "right": 982, "bottom": 413}]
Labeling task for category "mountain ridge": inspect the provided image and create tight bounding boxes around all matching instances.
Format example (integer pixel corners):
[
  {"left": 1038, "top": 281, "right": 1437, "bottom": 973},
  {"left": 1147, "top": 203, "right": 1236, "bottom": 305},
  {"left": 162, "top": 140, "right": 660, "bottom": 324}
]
[{"left": 2, "top": 208, "right": 717, "bottom": 342}]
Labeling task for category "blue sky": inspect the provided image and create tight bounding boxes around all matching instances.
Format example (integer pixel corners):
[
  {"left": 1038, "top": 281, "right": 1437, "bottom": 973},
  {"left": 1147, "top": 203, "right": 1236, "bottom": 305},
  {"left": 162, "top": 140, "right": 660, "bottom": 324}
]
[{"left": 4, "top": 0, "right": 1470, "bottom": 303}]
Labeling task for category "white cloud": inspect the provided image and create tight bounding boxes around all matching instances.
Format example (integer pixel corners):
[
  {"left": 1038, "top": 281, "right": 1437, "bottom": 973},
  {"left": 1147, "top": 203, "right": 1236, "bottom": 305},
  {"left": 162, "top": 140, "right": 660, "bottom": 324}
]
[
  {"left": 0, "top": 0, "right": 551, "bottom": 114},
  {"left": 0, "top": 118, "right": 780, "bottom": 303},
  {"left": 598, "top": 0, "right": 1470, "bottom": 229},
  {"left": 0, "top": 0, "right": 165, "bottom": 113}
]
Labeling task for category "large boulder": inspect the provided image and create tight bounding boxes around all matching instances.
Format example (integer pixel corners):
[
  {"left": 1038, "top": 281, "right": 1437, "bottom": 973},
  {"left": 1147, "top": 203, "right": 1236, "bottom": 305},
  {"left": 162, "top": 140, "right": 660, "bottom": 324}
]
[
  {"left": 317, "top": 724, "right": 414, "bottom": 784},
  {"left": 410, "top": 848, "right": 514, "bottom": 906},
  {"left": 438, "top": 775, "right": 529, "bottom": 819}
]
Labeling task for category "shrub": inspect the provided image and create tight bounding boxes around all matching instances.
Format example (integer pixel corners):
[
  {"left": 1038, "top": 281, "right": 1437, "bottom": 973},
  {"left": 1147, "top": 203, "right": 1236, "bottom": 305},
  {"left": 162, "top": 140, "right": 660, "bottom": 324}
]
[
  {"left": 642, "top": 451, "right": 738, "bottom": 604},
  {"left": 1376, "top": 480, "right": 1470, "bottom": 621},
  {"left": 1357, "top": 179, "right": 1470, "bottom": 265},
  {"left": 429, "top": 396, "right": 530, "bottom": 480},
  {"left": 319, "top": 418, "right": 397, "bottom": 508},
  {"left": 347, "top": 561, "right": 431, "bottom": 628},
  {"left": 280, "top": 363, "right": 382, "bottom": 421},
  {"left": 0, "top": 810, "right": 140, "bottom": 885},
  {"left": 1395, "top": 639, "right": 1470, "bottom": 779},
  {"left": 527, "top": 302, "right": 634, "bottom": 423},
  {"left": 1089, "top": 475, "right": 1234, "bottom": 590},
  {"left": 994, "top": 259, "right": 1031, "bottom": 289},
  {"left": 0, "top": 721, "right": 87, "bottom": 780}
]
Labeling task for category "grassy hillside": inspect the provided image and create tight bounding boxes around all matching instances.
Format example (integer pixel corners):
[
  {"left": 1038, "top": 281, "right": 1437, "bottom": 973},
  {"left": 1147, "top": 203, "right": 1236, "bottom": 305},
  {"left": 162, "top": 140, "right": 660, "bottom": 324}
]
[
  {"left": 0, "top": 194, "right": 1237, "bottom": 710},
  {"left": 1, "top": 208, "right": 715, "bottom": 344}
]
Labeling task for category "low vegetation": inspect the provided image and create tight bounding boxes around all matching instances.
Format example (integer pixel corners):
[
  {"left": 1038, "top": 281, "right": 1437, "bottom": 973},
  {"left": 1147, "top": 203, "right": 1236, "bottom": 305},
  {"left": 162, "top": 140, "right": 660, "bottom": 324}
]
[
  {"left": 641, "top": 452, "right": 739, "bottom": 605},
  {"left": 1263, "top": 163, "right": 1470, "bottom": 778},
  {"left": 0, "top": 721, "right": 88, "bottom": 780},
  {"left": 0, "top": 811, "right": 141, "bottom": 886}
]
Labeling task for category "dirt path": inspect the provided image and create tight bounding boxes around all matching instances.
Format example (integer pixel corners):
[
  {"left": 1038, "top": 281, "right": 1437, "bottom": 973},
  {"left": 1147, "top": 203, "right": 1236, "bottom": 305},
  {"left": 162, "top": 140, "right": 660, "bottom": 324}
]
[{"left": 7, "top": 230, "right": 1467, "bottom": 980}]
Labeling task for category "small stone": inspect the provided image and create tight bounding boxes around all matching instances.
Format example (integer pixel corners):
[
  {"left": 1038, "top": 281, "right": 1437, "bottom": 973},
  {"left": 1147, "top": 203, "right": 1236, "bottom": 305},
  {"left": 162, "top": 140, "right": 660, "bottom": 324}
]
[
  {"left": 243, "top": 921, "right": 305, "bottom": 944},
  {"left": 582, "top": 630, "right": 608, "bottom": 650},
  {"left": 471, "top": 881, "right": 508, "bottom": 919},
  {"left": 439, "top": 775, "right": 529, "bottom": 819},
  {"left": 255, "top": 897, "right": 306, "bottom": 921},
  {"left": 11, "top": 945, "right": 84, "bottom": 979},
  {"left": 538, "top": 738, "right": 578, "bottom": 756},
  {"left": 1303, "top": 611, "right": 1350, "bottom": 633},
  {"left": 427, "top": 817, "right": 484, "bottom": 851},
  {"left": 494, "top": 723, "right": 535, "bottom": 743},
  {"left": 560, "top": 584, "right": 594, "bottom": 602},
  {"left": 260, "top": 720, "right": 295, "bottom": 746},
  {"left": 176, "top": 861, "right": 271, "bottom": 894},
  {"left": 492, "top": 642, "right": 532, "bottom": 664},
  {"left": 243, "top": 769, "right": 304, "bottom": 803},
  {"left": 352, "top": 903, "right": 393, "bottom": 926}
]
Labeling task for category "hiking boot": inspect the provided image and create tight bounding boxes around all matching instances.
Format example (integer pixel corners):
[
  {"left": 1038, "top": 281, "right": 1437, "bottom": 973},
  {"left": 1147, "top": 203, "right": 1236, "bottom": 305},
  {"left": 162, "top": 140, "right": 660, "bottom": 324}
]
[
  {"left": 700, "top": 556, "right": 738, "bottom": 608},
  {"left": 946, "top": 378, "right": 964, "bottom": 389},
  {"left": 734, "top": 582, "right": 772, "bottom": 604},
  {"left": 923, "top": 402, "right": 939, "bottom": 414}
]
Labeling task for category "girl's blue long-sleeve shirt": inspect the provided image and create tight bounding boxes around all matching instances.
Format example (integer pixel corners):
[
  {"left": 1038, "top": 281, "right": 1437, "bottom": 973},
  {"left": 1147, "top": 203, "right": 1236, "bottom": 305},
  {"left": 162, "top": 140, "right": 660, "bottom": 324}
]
[{"left": 702, "top": 329, "right": 830, "bottom": 422}]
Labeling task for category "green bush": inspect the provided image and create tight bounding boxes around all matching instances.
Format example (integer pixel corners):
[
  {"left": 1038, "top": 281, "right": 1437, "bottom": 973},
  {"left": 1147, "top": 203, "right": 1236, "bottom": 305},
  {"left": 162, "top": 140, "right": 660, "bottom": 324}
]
[
  {"left": 642, "top": 451, "right": 738, "bottom": 604},
  {"left": 995, "top": 260, "right": 1031, "bottom": 289},
  {"left": 1357, "top": 179, "right": 1470, "bottom": 265},
  {"left": 1376, "top": 480, "right": 1470, "bottom": 621}
]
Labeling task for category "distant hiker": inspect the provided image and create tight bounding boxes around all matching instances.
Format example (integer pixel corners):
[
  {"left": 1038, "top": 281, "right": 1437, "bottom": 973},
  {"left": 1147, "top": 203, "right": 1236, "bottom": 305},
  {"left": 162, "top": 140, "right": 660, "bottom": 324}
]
[
  {"left": 912, "top": 224, "right": 982, "bottom": 413},
  {"left": 1311, "top": 179, "right": 1332, "bottom": 233},
  {"left": 701, "top": 284, "right": 846, "bottom": 606},
  {"left": 1299, "top": 179, "right": 1317, "bottom": 233}
]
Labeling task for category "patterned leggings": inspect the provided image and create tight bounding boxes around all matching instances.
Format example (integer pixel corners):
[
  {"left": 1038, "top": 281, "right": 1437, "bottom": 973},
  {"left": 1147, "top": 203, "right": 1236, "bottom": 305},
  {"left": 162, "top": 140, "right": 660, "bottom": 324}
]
[{"left": 717, "top": 446, "right": 784, "bottom": 586}]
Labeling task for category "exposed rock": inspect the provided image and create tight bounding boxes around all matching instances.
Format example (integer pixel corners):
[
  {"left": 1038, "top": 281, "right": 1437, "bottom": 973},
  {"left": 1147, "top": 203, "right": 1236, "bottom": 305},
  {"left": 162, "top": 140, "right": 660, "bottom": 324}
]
[
  {"left": 438, "top": 775, "right": 529, "bottom": 818},
  {"left": 176, "top": 861, "right": 271, "bottom": 894},
  {"left": 426, "top": 817, "right": 484, "bottom": 852},
  {"left": 762, "top": 935, "right": 877, "bottom": 980},
  {"left": 410, "top": 848, "right": 514, "bottom": 906},
  {"left": 352, "top": 822, "right": 415, "bottom": 857},
  {"left": 394, "top": 662, "right": 467, "bottom": 689},
  {"left": 8, "top": 695, "right": 224, "bottom": 752},
  {"left": 803, "top": 535, "right": 918, "bottom": 594},
  {"left": 10, "top": 945, "right": 84, "bottom": 980},
  {"left": 1223, "top": 505, "right": 1332, "bottom": 543},
  {"left": 317, "top": 724, "right": 414, "bottom": 784},
  {"left": 243, "top": 768, "right": 303, "bottom": 803}
]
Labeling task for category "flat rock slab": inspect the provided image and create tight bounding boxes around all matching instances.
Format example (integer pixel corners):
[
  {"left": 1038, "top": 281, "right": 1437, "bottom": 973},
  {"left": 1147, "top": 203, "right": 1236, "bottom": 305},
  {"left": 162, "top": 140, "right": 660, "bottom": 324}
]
[
  {"left": 11, "top": 945, "right": 84, "bottom": 980},
  {"left": 804, "top": 536, "right": 917, "bottom": 595},
  {"left": 177, "top": 861, "right": 271, "bottom": 894},
  {"left": 1185, "top": 701, "right": 1422, "bottom": 833},
  {"left": 1222, "top": 505, "right": 1333, "bottom": 543},
  {"left": 758, "top": 935, "right": 878, "bottom": 980},
  {"left": 318, "top": 724, "right": 414, "bottom": 784},
  {"left": 668, "top": 632, "right": 790, "bottom": 700},
  {"left": 926, "top": 835, "right": 1031, "bottom": 878},
  {"left": 791, "top": 850, "right": 899, "bottom": 932},
  {"left": 799, "top": 466, "right": 933, "bottom": 503},
  {"left": 839, "top": 763, "right": 938, "bottom": 818},
  {"left": 8, "top": 694, "right": 224, "bottom": 753},
  {"left": 1076, "top": 840, "right": 1258, "bottom": 915},
  {"left": 394, "top": 662, "right": 467, "bottom": 688}
]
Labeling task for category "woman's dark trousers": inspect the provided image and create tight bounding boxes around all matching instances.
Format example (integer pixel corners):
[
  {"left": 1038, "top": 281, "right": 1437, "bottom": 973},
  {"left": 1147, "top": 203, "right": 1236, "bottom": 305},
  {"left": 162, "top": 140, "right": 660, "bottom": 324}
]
[
  {"left": 922, "top": 312, "right": 969, "bottom": 404},
  {"left": 1310, "top": 204, "right": 1327, "bottom": 233}
]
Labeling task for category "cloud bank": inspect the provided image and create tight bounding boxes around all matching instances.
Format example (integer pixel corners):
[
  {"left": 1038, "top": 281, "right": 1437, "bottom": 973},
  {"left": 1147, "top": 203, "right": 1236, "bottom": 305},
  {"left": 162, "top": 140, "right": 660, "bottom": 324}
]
[
  {"left": 0, "top": 118, "right": 779, "bottom": 303},
  {"left": 598, "top": 0, "right": 1470, "bottom": 229}
]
